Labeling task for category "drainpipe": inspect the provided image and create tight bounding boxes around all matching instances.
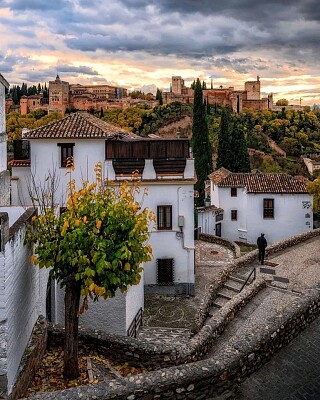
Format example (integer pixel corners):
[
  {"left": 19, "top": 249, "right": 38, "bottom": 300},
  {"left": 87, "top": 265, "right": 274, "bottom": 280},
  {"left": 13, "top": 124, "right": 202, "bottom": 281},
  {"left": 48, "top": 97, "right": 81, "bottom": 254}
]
[{"left": 177, "top": 187, "right": 195, "bottom": 296}]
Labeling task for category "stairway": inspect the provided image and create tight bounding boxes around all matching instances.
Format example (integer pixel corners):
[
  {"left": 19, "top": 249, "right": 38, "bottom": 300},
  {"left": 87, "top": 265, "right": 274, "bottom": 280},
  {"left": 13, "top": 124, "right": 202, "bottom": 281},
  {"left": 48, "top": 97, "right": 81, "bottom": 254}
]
[
  {"left": 208, "top": 276, "right": 245, "bottom": 317},
  {"left": 136, "top": 326, "right": 191, "bottom": 346}
]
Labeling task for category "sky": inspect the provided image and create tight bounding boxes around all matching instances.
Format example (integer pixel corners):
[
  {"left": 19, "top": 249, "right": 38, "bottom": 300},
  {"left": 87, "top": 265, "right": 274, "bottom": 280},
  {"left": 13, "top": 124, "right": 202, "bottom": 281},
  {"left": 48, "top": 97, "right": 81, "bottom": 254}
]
[{"left": 1, "top": 0, "right": 320, "bottom": 105}]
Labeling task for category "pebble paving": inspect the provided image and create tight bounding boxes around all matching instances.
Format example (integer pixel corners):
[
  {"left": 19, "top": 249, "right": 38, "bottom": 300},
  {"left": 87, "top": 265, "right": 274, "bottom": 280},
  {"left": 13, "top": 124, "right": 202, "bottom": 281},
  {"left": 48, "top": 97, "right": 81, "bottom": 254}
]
[{"left": 238, "top": 316, "right": 320, "bottom": 400}]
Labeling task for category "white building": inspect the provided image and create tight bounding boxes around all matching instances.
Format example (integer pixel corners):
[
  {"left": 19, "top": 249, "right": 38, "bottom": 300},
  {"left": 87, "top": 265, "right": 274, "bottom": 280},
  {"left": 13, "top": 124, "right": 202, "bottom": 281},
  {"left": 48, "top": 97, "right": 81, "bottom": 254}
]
[
  {"left": 0, "top": 74, "right": 10, "bottom": 206},
  {"left": 9, "top": 112, "right": 196, "bottom": 333},
  {"left": 198, "top": 167, "right": 313, "bottom": 245}
]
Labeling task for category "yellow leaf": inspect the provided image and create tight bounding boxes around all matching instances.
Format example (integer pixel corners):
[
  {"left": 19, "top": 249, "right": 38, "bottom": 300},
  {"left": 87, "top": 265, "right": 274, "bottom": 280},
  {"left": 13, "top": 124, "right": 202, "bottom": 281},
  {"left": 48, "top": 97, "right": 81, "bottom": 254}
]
[
  {"left": 96, "top": 220, "right": 102, "bottom": 230},
  {"left": 89, "top": 283, "right": 95, "bottom": 292},
  {"left": 75, "top": 219, "right": 81, "bottom": 227},
  {"left": 124, "top": 263, "right": 131, "bottom": 271}
]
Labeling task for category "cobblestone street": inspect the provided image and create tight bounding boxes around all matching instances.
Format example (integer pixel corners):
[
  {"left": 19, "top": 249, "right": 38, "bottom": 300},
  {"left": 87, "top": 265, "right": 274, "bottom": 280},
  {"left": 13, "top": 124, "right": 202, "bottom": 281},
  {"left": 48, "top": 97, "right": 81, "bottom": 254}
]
[
  {"left": 238, "top": 316, "right": 320, "bottom": 400},
  {"left": 143, "top": 240, "right": 235, "bottom": 329}
]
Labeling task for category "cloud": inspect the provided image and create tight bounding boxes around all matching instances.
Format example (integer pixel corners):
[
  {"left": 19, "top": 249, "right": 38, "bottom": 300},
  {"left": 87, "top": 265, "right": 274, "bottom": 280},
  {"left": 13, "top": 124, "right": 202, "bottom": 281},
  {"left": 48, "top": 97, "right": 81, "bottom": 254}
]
[
  {"left": 57, "top": 65, "right": 99, "bottom": 76},
  {"left": 1, "top": 0, "right": 320, "bottom": 103}
]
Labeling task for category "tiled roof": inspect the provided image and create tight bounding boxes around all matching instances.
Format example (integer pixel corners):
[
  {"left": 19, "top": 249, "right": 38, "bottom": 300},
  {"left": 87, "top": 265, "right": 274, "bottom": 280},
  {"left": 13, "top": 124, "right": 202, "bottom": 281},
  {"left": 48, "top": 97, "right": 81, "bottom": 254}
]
[
  {"left": 22, "top": 112, "right": 138, "bottom": 140},
  {"left": 210, "top": 168, "right": 308, "bottom": 194},
  {"left": 208, "top": 167, "right": 231, "bottom": 184},
  {"left": 8, "top": 160, "right": 31, "bottom": 167}
]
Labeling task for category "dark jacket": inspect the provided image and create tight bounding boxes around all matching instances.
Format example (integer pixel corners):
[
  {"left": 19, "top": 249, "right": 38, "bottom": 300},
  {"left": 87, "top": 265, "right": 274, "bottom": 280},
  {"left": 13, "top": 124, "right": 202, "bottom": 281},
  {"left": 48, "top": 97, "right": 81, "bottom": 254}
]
[{"left": 257, "top": 235, "right": 267, "bottom": 249}]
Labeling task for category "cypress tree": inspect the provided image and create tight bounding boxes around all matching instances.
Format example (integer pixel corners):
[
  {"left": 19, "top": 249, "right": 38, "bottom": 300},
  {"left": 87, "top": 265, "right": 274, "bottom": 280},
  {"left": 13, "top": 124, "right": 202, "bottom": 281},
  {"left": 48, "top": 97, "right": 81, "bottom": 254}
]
[
  {"left": 217, "top": 107, "right": 232, "bottom": 169},
  {"left": 192, "top": 78, "right": 212, "bottom": 206},
  {"left": 156, "top": 88, "right": 163, "bottom": 105},
  {"left": 229, "top": 120, "right": 251, "bottom": 172}
]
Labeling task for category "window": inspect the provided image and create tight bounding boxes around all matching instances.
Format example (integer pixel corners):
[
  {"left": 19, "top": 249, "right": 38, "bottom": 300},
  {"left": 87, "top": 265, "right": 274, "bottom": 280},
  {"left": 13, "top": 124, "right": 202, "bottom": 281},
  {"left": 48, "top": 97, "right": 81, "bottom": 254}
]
[
  {"left": 58, "top": 143, "right": 74, "bottom": 168},
  {"left": 263, "top": 198, "right": 274, "bottom": 219},
  {"left": 157, "top": 259, "right": 174, "bottom": 285},
  {"left": 157, "top": 205, "right": 172, "bottom": 230},
  {"left": 231, "top": 187, "right": 237, "bottom": 197},
  {"left": 231, "top": 210, "right": 237, "bottom": 221}
]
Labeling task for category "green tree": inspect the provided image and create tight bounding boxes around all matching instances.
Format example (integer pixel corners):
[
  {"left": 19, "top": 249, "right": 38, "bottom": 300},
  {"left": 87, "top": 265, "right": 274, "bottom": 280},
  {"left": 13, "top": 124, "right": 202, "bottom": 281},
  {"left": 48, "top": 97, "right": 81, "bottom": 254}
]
[
  {"left": 192, "top": 78, "right": 212, "bottom": 205},
  {"left": 156, "top": 88, "right": 163, "bottom": 105},
  {"left": 26, "top": 163, "right": 154, "bottom": 380},
  {"left": 217, "top": 107, "right": 232, "bottom": 169},
  {"left": 276, "top": 98, "right": 289, "bottom": 106},
  {"left": 229, "top": 120, "right": 251, "bottom": 172}
]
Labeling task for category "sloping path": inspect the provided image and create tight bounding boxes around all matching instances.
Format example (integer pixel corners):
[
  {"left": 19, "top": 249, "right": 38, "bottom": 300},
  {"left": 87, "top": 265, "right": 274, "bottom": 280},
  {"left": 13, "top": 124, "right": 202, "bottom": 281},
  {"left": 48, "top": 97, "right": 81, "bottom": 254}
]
[
  {"left": 138, "top": 240, "right": 235, "bottom": 343},
  {"left": 206, "top": 286, "right": 302, "bottom": 359}
]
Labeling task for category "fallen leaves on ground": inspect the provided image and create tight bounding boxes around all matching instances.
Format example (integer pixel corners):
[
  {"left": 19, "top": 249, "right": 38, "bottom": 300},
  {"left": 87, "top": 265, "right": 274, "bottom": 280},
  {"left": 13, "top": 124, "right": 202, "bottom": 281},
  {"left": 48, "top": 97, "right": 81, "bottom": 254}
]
[{"left": 25, "top": 346, "right": 146, "bottom": 397}]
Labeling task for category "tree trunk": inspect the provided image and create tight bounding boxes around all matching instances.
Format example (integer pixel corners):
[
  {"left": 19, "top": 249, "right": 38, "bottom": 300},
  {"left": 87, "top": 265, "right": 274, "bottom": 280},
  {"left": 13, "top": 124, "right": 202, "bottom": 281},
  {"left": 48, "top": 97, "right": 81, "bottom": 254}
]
[{"left": 64, "top": 279, "right": 81, "bottom": 380}]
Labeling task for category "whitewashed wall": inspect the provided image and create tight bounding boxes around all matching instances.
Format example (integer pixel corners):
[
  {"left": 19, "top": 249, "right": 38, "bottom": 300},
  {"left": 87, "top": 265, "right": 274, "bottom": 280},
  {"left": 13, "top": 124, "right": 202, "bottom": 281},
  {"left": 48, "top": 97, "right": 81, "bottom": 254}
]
[
  {"left": 10, "top": 168, "right": 32, "bottom": 207},
  {"left": 0, "top": 208, "right": 48, "bottom": 394},
  {"left": 0, "top": 80, "right": 6, "bottom": 173},
  {"left": 246, "top": 193, "right": 313, "bottom": 244},
  {"left": 0, "top": 79, "right": 10, "bottom": 206},
  {"left": 206, "top": 184, "right": 313, "bottom": 245},
  {"left": 53, "top": 273, "right": 144, "bottom": 336},
  {"left": 14, "top": 139, "right": 195, "bottom": 290}
]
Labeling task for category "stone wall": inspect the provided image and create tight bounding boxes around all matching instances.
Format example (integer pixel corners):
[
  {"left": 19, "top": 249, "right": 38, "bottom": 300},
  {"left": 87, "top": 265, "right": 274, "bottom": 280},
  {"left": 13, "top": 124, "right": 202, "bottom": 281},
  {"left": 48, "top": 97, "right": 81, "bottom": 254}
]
[
  {"left": 17, "top": 228, "right": 320, "bottom": 399},
  {"left": 199, "top": 233, "right": 241, "bottom": 258},
  {"left": 25, "top": 290, "right": 320, "bottom": 400},
  {"left": 194, "top": 228, "right": 320, "bottom": 331}
]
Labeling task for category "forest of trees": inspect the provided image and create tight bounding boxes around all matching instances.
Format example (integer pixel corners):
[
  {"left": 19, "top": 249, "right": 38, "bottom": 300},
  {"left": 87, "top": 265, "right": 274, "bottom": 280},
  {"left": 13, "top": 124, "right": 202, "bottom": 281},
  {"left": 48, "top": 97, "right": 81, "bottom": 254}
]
[
  {"left": 9, "top": 82, "right": 49, "bottom": 104},
  {"left": 6, "top": 92, "right": 320, "bottom": 178}
]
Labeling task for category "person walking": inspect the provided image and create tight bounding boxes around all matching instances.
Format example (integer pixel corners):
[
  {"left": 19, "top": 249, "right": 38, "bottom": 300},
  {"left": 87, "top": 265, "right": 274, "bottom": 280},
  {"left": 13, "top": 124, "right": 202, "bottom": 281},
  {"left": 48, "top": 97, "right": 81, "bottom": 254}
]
[{"left": 257, "top": 233, "right": 267, "bottom": 265}]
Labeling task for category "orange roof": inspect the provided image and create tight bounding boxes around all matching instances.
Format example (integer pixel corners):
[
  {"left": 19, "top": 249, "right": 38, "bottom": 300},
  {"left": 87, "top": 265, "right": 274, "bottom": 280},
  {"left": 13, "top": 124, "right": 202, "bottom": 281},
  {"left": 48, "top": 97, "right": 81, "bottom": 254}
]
[
  {"left": 8, "top": 160, "right": 31, "bottom": 167},
  {"left": 23, "top": 112, "right": 138, "bottom": 140},
  {"left": 210, "top": 168, "right": 308, "bottom": 194}
]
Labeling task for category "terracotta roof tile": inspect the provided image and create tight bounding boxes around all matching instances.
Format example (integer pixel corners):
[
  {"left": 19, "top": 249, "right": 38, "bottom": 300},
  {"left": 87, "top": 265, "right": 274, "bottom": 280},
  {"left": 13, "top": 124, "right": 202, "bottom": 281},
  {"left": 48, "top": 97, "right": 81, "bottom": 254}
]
[
  {"left": 22, "top": 112, "right": 138, "bottom": 140},
  {"left": 8, "top": 159, "right": 31, "bottom": 167},
  {"left": 211, "top": 169, "right": 308, "bottom": 193},
  {"left": 208, "top": 167, "right": 231, "bottom": 184}
]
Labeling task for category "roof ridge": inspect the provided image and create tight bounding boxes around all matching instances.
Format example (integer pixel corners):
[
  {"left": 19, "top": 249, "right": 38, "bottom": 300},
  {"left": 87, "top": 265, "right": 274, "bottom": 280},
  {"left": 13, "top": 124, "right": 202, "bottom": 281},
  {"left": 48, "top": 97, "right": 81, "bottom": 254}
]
[{"left": 79, "top": 112, "right": 127, "bottom": 135}]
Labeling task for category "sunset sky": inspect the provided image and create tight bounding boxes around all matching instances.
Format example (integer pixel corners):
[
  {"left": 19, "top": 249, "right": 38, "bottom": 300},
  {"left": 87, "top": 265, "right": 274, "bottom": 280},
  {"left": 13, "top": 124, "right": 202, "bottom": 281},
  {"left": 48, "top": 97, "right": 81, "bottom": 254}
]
[{"left": 1, "top": 0, "right": 320, "bottom": 105}]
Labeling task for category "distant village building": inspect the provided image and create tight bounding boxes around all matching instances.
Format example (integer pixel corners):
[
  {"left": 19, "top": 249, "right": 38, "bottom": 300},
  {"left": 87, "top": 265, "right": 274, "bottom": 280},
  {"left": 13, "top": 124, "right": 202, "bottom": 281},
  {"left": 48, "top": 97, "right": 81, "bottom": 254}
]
[
  {"left": 163, "top": 76, "right": 273, "bottom": 113},
  {"left": 198, "top": 167, "right": 313, "bottom": 244},
  {"left": 47, "top": 75, "right": 128, "bottom": 114}
]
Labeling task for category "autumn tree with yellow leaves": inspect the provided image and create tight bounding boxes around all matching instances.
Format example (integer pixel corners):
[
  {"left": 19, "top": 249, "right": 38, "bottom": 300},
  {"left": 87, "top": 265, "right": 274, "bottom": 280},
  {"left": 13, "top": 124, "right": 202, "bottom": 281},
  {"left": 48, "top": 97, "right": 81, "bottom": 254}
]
[{"left": 26, "top": 161, "right": 154, "bottom": 380}]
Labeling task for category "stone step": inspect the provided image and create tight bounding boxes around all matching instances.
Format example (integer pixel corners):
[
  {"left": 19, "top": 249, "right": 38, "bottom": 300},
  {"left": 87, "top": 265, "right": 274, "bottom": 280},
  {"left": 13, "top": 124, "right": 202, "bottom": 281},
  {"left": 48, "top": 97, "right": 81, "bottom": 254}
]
[
  {"left": 137, "top": 326, "right": 191, "bottom": 346},
  {"left": 229, "top": 275, "right": 246, "bottom": 284},
  {"left": 210, "top": 296, "right": 230, "bottom": 313},
  {"left": 217, "top": 287, "right": 236, "bottom": 300},
  {"left": 224, "top": 280, "right": 242, "bottom": 293}
]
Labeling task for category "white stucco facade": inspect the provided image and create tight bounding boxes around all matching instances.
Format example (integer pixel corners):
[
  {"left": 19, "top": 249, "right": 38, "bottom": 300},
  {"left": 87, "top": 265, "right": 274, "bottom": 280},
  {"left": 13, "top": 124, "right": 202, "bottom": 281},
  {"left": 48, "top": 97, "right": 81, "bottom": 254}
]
[
  {"left": 199, "top": 180, "right": 313, "bottom": 245},
  {"left": 0, "top": 208, "right": 48, "bottom": 393},
  {"left": 0, "top": 74, "right": 10, "bottom": 207},
  {"left": 10, "top": 118, "right": 195, "bottom": 335}
]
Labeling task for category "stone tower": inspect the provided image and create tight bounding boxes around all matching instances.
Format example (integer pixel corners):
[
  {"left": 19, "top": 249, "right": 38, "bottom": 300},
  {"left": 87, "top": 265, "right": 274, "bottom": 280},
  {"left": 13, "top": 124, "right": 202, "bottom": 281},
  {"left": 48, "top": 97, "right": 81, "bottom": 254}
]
[
  {"left": 20, "top": 96, "right": 28, "bottom": 115},
  {"left": 245, "top": 76, "right": 261, "bottom": 101},
  {"left": 48, "top": 74, "right": 70, "bottom": 114},
  {"left": 172, "top": 76, "right": 185, "bottom": 95}
]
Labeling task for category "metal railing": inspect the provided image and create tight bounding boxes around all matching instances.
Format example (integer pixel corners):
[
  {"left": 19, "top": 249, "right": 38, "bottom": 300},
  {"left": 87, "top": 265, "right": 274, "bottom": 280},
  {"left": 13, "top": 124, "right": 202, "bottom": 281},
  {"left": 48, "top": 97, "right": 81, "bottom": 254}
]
[
  {"left": 239, "top": 267, "right": 256, "bottom": 292},
  {"left": 127, "top": 307, "right": 143, "bottom": 338}
]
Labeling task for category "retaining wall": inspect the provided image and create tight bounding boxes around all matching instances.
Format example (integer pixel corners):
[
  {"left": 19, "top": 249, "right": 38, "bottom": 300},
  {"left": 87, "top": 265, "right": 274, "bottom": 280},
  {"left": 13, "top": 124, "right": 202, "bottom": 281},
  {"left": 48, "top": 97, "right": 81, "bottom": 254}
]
[{"left": 25, "top": 290, "right": 320, "bottom": 400}]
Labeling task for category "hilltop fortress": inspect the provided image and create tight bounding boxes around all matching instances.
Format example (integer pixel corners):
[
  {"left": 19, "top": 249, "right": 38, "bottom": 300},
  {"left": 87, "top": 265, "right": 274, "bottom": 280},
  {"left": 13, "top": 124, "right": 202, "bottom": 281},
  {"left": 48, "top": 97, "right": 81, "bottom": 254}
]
[
  {"left": 163, "top": 75, "right": 273, "bottom": 113},
  {"left": 11, "top": 75, "right": 273, "bottom": 115}
]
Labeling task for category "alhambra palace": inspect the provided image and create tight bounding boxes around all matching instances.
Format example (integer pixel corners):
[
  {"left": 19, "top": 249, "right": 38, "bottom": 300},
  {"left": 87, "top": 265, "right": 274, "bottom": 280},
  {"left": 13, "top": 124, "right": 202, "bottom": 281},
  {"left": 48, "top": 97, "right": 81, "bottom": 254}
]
[{"left": 6, "top": 75, "right": 274, "bottom": 115}]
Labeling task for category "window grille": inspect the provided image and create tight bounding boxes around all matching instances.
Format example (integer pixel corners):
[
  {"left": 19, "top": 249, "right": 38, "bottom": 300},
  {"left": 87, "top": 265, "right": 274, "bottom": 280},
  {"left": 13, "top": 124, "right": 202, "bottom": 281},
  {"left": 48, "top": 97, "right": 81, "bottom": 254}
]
[{"left": 157, "top": 258, "right": 174, "bottom": 285}]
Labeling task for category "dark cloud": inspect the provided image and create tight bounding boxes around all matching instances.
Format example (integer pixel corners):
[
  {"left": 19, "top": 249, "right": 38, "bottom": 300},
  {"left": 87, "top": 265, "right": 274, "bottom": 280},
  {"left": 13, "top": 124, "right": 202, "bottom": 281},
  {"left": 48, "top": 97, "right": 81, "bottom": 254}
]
[
  {"left": 6, "top": 0, "right": 70, "bottom": 11},
  {"left": 57, "top": 65, "right": 99, "bottom": 76}
]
